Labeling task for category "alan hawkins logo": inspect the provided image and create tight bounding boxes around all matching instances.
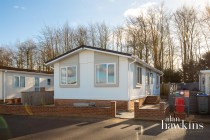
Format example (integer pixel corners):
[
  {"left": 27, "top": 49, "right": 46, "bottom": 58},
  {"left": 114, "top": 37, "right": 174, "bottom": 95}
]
[{"left": 162, "top": 116, "right": 204, "bottom": 129}]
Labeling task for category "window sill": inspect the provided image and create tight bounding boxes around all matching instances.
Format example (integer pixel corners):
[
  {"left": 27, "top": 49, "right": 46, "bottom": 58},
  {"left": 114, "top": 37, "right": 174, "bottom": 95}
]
[
  {"left": 136, "top": 84, "right": 142, "bottom": 88},
  {"left": 95, "top": 83, "right": 119, "bottom": 87},
  {"left": 60, "top": 84, "right": 80, "bottom": 88}
]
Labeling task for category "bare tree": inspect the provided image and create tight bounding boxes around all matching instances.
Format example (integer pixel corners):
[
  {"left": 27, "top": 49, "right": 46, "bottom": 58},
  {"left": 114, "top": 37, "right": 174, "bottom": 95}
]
[
  {"left": 0, "top": 46, "right": 14, "bottom": 67},
  {"left": 174, "top": 6, "right": 199, "bottom": 81}
]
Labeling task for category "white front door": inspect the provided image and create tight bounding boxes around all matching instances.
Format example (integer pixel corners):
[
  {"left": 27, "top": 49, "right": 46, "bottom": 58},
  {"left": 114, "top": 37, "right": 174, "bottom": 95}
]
[
  {"left": 34, "top": 77, "right": 40, "bottom": 91},
  {"left": 145, "top": 70, "right": 151, "bottom": 95}
]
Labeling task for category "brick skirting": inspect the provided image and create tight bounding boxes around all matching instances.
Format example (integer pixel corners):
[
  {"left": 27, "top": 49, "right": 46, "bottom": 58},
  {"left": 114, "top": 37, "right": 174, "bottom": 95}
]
[
  {"left": 134, "top": 102, "right": 170, "bottom": 120},
  {"left": 55, "top": 99, "right": 128, "bottom": 111},
  {"left": 0, "top": 101, "right": 116, "bottom": 118}
]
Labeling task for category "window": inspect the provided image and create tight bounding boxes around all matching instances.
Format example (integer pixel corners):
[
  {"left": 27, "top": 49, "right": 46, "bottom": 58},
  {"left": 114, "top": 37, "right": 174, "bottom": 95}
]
[
  {"left": 20, "top": 76, "right": 25, "bottom": 87},
  {"left": 96, "top": 63, "right": 116, "bottom": 84},
  {"left": 136, "top": 67, "right": 142, "bottom": 85},
  {"left": 150, "top": 73, "right": 153, "bottom": 84},
  {"left": 60, "top": 66, "right": 77, "bottom": 85},
  {"left": 35, "top": 77, "right": 40, "bottom": 87},
  {"left": 14, "top": 76, "right": 19, "bottom": 87},
  {"left": 14, "top": 76, "right": 25, "bottom": 87},
  {"left": 47, "top": 79, "right": 51, "bottom": 86}
]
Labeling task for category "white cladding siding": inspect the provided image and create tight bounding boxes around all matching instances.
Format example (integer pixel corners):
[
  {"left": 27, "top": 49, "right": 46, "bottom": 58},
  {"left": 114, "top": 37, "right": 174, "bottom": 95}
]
[
  {"left": 54, "top": 50, "right": 129, "bottom": 100},
  {"left": 0, "top": 71, "right": 2, "bottom": 99},
  {"left": 60, "top": 54, "right": 79, "bottom": 66},
  {"left": 129, "top": 63, "right": 146, "bottom": 100},
  {"left": 4, "top": 71, "right": 54, "bottom": 99},
  {"left": 129, "top": 63, "right": 160, "bottom": 100}
]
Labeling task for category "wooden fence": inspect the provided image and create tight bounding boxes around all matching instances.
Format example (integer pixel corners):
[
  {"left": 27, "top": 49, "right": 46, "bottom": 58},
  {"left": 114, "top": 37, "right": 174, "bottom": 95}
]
[
  {"left": 21, "top": 91, "right": 54, "bottom": 106},
  {"left": 160, "top": 83, "right": 177, "bottom": 97},
  {"left": 161, "top": 82, "right": 199, "bottom": 97}
]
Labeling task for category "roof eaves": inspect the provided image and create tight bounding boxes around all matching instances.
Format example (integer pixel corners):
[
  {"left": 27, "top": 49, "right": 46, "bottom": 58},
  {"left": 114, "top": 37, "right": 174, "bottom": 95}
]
[
  {"left": 200, "top": 70, "right": 210, "bottom": 74},
  {"left": 45, "top": 45, "right": 132, "bottom": 65},
  {"left": 132, "top": 57, "right": 163, "bottom": 75},
  {"left": 45, "top": 47, "right": 83, "bottom": 65},
  {"left": 0, "top": 67, "right": 53, "bottom": 75},
  {"left": 83, "top": 47, "right": 132, "bottom": 58}
]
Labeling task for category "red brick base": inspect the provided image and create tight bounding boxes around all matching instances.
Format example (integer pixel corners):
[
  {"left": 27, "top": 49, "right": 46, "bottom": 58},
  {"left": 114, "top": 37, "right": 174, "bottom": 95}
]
[
  {"left": 55, "top": 99, "right": 129, "bottom": 111},
  {"left": 134, "top": 102, "right": 170, "bottom": 120},
  {"left": 0, "top": 101, "right": 116, "bottom": 118}
]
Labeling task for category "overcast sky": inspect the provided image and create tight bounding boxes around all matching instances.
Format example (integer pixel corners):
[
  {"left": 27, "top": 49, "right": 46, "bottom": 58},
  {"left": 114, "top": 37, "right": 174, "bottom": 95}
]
[{"left": 0, "top": 0, "right": 209, "bottom": 45}]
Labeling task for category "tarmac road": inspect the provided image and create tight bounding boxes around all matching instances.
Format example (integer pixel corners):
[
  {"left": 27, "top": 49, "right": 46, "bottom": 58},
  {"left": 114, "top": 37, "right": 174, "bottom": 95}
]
[{"left": 0, "top": 115, "right": 210, "bottom": 140}]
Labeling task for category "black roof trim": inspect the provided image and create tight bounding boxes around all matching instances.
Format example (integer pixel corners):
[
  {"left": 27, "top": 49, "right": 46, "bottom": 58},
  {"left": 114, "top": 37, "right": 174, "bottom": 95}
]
[{"left": 45, "top": 45, "right": 132, "bottom": 64}]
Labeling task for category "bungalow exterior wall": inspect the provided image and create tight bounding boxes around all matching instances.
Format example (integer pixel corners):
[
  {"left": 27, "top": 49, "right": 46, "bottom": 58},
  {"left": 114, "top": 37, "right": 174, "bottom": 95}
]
[
  {"left": 0, "top": 70, "right": 54, "bottom": 100},
  {"left": 54, "top": 50, "right": 161, "bottom": 101},
  {"left": 54, "top": 50, "right": 129, "bottom": 100},
  {"left": 129, "top": 62, "right": 146, "bottom": 100},
  {"left": 129, "top": 62, "right": 160, "bottom": 100}
]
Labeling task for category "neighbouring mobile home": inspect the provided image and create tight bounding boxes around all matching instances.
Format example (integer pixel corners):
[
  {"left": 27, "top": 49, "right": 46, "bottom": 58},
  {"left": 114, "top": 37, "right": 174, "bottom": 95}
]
[
  {"left": 0, "top": 66, "right": 54, "bottom": 102},
  {"left": 199, "top": 70, "right": 210, "bottom": 94},
  {"left": 45, "top": 45, "right": 163, "bottom": 111}
]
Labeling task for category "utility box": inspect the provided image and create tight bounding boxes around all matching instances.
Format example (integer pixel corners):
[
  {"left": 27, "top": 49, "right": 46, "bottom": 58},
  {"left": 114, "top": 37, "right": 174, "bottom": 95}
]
[{"left": 197, "top": 94, "right": 208, "bottom": 114}]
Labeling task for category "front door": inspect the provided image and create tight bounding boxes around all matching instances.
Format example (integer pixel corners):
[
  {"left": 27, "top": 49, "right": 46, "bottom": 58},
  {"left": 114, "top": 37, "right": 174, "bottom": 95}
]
[
  {"left": 35, "top": 77, "right": 40, "bottom": 91},
  {"left": 145, "top": 70, "right": 151, "bottom": 95}
]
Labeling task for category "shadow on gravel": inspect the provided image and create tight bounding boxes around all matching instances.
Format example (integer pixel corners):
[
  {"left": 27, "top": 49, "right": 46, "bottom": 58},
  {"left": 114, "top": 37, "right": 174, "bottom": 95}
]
[{"left": 104, "top": 119, "right": 164, "bottom": 136}]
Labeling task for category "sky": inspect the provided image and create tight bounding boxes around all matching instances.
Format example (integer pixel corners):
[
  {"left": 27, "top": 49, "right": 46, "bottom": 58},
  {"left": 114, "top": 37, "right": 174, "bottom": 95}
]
[{"left": 0, "top": 0, "right": 209, "bottom": 45}]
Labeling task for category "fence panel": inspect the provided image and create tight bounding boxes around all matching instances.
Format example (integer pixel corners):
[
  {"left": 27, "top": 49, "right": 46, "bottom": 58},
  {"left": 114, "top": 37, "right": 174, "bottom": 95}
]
[
  {"left": 21, "top": 91, "right": 54, "bottom": 106},
  {"left": 160, "top": 83, "right": 177, "bottom": 97}
]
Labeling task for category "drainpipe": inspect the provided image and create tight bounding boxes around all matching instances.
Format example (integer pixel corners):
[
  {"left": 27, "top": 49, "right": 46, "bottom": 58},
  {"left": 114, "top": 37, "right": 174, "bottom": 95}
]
[
  {"left": 3, "top": 70, "right": 6, "bottom": 103},
  {"left": 128, "top": 58, "right": 137, "bottom": 102}
]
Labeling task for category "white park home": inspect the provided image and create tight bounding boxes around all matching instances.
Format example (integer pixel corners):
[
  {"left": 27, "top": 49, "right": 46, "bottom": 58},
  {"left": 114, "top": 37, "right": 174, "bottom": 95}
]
[
  {"left": 199, "top": 70, "right": 210, "bottom": 94},
  {"left": 45, "top": 45, "right": 163, "bottom": 110},
  {"left": 0, "top": 66, "right": 54, "bottom": 102}
]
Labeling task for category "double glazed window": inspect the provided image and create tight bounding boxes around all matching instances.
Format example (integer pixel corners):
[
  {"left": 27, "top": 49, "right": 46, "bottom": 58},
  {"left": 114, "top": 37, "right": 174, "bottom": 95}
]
[
  {"left": 60, "top": 66, "right": 77, "bottom": 85},
  {"left": 96, "top": 63, "right": 116, "bottom": 84},
  {"left": 47, "top": 79, "right": 51, "bottom": 86},
  {"left": 136, "top": 66, "right": 142, "bottom": 85},
  {"left": 14, "top": 76, "right": 25, "bottom": 87}
]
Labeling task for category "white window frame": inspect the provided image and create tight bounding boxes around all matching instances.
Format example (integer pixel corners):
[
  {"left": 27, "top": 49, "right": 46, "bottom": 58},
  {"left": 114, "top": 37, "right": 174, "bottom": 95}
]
[
  {"left": 136, "top": 66, "right": 142, "bottom": 86},
  {"left": 60, "top": 65, "right": 77, "bottom": 85},
  {"left": 95, "top": 63, "right": 116, "bottom": 85},
  {"left": 14, "top": 76, "right": 25, "bottom": 88}
]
